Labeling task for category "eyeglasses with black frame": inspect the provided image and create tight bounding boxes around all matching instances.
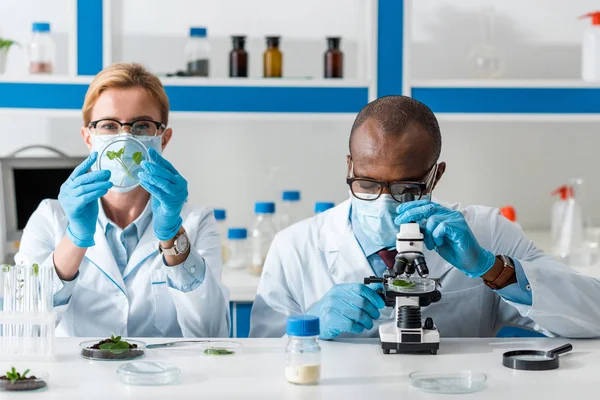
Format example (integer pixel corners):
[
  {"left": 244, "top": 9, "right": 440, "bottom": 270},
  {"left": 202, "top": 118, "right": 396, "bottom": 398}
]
[
  {"left": 88, "top": 119, "right": 166, "bottom": 138},
  {"left": 347, "top": 160, "right": 439, "bottom": 202}
]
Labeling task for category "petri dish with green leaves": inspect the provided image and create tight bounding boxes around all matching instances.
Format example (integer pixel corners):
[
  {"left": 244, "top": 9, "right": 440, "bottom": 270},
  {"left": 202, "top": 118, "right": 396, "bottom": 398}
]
[{"left": 97, "top": 136, "right": 149, "bottom": 191}]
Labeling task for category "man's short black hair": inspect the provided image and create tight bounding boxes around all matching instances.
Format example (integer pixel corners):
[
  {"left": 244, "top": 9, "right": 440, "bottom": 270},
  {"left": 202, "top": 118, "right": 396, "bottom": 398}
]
[{"left": 349, "top": 95, "right": 442, "bottom": 161}]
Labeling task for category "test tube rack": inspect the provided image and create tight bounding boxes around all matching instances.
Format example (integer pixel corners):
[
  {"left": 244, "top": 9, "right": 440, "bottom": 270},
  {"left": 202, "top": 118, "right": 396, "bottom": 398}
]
[{"left": 0, "top": 263, "right": 56, "bottom": 360}]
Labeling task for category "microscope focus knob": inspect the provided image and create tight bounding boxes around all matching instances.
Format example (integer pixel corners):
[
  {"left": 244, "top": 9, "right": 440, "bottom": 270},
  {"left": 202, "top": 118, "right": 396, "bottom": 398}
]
[{"left": 424, "top": 317, "right": 434, "bottom": 330}]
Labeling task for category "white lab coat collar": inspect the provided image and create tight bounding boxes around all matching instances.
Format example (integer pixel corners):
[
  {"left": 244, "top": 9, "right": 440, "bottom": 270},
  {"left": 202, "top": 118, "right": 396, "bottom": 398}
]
[
  {"left": 318, "top": 199, "right": 375, "bottom": 282},
  {"left": 319, "top": 198, "right": 454, "bottom": 281},
  {"left": 85, "top": 200, "right": 159, "bottom": 291}
]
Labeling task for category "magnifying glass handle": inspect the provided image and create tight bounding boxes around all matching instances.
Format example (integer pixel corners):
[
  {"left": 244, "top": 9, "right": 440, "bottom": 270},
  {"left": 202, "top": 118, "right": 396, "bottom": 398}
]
[{"left": 549, "top": 343, "right": 573, "bottom": 356}]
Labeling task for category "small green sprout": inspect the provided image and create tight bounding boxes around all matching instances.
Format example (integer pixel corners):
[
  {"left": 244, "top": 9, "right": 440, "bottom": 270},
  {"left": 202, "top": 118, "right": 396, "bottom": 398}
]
[
  {"left": 5, "top": 367, "right": 30, "bottom": 384},
  {"left": 32, "top": 264, "right": 39, "bottom": 276},
  {"left": 392, "top": 279, "right": 416, "bottom": 288},
  {"left": 99, "top": 335, "right": 132, "bottom": 355},
  {"left": 106, "top": 145, "right": 143, "bottom": 186},
  {"left": 0, "top": 39, "right": 18, "bottom": 52}
]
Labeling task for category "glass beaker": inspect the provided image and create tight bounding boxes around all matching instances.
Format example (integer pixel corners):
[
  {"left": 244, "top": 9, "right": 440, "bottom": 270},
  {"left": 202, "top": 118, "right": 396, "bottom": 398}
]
[
  {"left": 96, "top": 135, "right": 150, "bottom": 191},
  {"left": 467, "top": 6, "right": 506, "bottom": 78}
]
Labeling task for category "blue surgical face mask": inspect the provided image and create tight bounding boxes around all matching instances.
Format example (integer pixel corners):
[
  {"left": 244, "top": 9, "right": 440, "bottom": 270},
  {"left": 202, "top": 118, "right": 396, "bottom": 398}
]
[{"left": 351, "top": 193, "right": 400, "bottom": 250}]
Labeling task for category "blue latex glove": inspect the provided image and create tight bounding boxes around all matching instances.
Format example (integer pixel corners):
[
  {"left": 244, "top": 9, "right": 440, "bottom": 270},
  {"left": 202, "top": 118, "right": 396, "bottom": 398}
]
[
  {"left": 394, "top": 200, "right": 496, "bottom": 278},
  {"left": 138, "top": 148, "right": 188, "bottom": 241},
  {"left": 58, "top": 152, "right": 112, "bottom": 248},
  {"left": 307, "top": 284, "right": 385, "bottom": 340}
]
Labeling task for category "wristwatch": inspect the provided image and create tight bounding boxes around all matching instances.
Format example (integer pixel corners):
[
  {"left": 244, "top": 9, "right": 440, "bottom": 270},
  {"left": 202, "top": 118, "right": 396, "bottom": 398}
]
[
  {"left": 158, "top": 231, "right": 190, "bottom": 256},
  {"left": 483, "top": 255, "right": 517, "bottom": 290}
]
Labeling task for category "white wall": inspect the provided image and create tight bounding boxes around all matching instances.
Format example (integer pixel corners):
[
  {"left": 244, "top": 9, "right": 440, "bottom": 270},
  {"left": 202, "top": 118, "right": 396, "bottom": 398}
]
[{"left": 1, "top": 0, "right": 600, "bottom": 231}]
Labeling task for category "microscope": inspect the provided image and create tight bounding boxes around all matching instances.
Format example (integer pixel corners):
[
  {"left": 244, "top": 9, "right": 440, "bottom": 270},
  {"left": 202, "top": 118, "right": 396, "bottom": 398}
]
[{"left": 364, "top": 193, "right": 442, "bottom": 355}]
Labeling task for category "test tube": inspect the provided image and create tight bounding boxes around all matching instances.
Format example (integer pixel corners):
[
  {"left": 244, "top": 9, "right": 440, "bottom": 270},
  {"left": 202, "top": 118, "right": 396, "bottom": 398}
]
[{"left": 38, "top": 263, "right": 53, "bottom": 355}]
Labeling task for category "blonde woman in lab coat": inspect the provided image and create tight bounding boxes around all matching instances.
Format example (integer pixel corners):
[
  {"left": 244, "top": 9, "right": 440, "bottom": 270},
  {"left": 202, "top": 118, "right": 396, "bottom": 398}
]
[{"left": 18, "top": 63, "right": 230, "bottom": 337}]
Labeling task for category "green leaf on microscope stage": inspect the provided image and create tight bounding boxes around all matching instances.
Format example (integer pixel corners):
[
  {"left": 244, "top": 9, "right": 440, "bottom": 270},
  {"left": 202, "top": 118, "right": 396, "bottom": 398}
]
[{"left": 392, "top": 279, "right": 416, "bottom": 288}]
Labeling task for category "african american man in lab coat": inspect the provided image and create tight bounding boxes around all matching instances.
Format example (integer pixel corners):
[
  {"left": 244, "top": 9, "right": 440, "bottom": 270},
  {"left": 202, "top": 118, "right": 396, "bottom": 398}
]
[{"left": 250, "top": 95, "right": 600, "bottom": 340}]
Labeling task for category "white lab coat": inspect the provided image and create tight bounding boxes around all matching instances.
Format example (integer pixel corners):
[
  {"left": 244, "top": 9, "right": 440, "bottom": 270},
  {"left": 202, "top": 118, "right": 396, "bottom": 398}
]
[
  {"left": 18, "top": 199, "right": 230, "bottom": 338},
  {"left": 250, "top": 199, "right": 600, "bottom": 338}
]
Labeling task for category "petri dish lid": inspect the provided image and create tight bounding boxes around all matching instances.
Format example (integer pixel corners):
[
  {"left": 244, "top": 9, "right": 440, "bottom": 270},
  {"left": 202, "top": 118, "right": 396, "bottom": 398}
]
[
  {"left": 97, "top": 135, "right": 149, "bottom": 190},
  {"left": 118, "top": 362, "right": 180, "bottom": 386},
  {"left": 409, "top": 371, "right": 487, "bottom": 394},
  {"left": 387, "top": 277, "right": 436, "bottom": 293}
]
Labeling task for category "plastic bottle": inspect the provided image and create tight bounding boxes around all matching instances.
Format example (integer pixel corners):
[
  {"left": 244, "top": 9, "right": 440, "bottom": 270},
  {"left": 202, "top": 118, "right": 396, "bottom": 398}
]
[
  {"left": 29, "top": 22, "right": 55, "bottom": 74},
  {"left": 264, "top": 36, "right": 282, "bottom": 78},
  {"left": 324, "top": 37, "right": 343, "bottom": 78},
  {"left": 580, "top": 12, "right": 600, "bottom": 82},
  {"left": 553, "top": 179, "right": 585, "bottom": 263},
  {"left": 230, "top": 36, "right": 248, "bottom": 78},
  {"left": 185, "top": 27, "right": 210, "bottom": 77},
  {"left": 250, "top": 202, "right": 277, "bottom": 275},
  {"left": 213, "top": 209, "right": 228, "bottom": 262},
  {"left": 315, "top": 202, "right": 335, "bottom": 214},
  {"left": 551, "top": 186, "right": 572, "bottom": 247},
  {"left": 224, "top": 228, "right": 249, "bottom": 270},
  {"left": 279, "top": 191, "right": 301, "bottom": 230},
  {"left": 285, "top": 315, "right": 321, "bottom": 385}
]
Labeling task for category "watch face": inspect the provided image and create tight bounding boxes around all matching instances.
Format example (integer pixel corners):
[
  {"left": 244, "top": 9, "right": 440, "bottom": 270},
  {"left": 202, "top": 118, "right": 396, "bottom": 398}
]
[{"left": 176, "top": 233, "right": 190, "bottom": 253}]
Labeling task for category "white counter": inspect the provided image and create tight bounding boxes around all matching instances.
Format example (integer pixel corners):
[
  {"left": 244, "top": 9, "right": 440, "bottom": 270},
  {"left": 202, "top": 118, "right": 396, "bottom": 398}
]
[
  {"left": 222, "top": 268, "right": 260, "bottom": 302},
  {"left": 1, "top": 337, "right": 597, "bottom": 399}
]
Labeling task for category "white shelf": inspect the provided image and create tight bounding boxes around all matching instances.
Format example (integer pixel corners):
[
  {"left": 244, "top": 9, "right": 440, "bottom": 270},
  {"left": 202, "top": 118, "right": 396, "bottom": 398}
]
[{"left": 411, "top": 79, "right": 600, "bottom": 88}]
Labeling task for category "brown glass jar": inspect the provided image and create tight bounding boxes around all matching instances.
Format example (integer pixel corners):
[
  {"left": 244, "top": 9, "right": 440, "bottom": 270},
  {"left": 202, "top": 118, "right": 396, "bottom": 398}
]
[
  {"left": 264, "top": 36, "right": 282, "bottom": 78},
  {"left": 324, "top": 37, "right": 343, "bottom": 78},
  {"left": 230, "top": 36, "right": 248, "bottom": 78}
]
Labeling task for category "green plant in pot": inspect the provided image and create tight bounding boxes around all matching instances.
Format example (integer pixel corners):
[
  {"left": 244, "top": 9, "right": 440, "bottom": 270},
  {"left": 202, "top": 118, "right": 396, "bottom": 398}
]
[{"left": 0, "top": 39, "right": 18, "bottom": 74}]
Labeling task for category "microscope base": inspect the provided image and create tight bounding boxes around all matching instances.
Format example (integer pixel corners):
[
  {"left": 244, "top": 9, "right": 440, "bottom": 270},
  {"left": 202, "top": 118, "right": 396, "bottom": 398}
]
[
  {"left": 381, "top": 341, "right": 439, "bottom": 355},
  {"left": 379, "top": 320, "right": 440, "bottom": 355}
]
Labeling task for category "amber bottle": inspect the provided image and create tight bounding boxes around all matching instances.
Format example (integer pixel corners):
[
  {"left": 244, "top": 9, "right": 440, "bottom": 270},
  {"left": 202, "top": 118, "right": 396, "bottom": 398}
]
[
  {"left": 230, "top": 36, "right": 248, "bottom": 78},
  {"left": 264, "top": 36, "right": 282, "bottom": 78},
  {"left": 324, "top": 37, "right": 343, "bottom": 78}
]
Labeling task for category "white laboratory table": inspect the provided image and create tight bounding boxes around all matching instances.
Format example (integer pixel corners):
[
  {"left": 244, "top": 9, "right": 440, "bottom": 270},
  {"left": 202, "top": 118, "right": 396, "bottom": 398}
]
[{"left": 1, "top": 337, "right": 597, "bottom": 399}]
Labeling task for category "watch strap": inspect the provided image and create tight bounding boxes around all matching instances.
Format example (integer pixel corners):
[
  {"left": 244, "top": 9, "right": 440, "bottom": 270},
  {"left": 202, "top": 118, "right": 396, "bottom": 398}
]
[
  {"left": 158, "top": 233, "right": 183, "bottom": 256},
  {"left": 483, "top": 255, "right": 517, "bottom": 290}
]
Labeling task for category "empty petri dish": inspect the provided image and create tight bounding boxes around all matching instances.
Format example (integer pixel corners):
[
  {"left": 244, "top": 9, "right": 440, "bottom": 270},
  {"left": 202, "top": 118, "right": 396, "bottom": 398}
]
[
  {"left": 201, "top": 341, "right": 242, "bottom": 356},
  {"left": 118, "top": 362, "right": 180, "bottom": 386},
  {"left": 0, "top": 371, "right": 48, "bottom": 392},
  {"left": 409, "top": 371, "right": 487, "bottom": 394},
  {"left": 388, "top": 277, "right": 436, "bottom": 294},
  {"left": 80, "top": 338, "right": 146, "bottom": 361},
  {"left": 97, "top": 135, "right": 149, "bottom": 191}
]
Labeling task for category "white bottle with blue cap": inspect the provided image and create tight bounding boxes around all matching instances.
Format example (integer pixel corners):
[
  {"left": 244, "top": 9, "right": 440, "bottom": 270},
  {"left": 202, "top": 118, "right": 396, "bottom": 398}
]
[
  {"left": 250, "top": 202, "right": 277, "bottom": 275},
  {"left": 285, "top": 315, "right": 321, "bottom": 385},
  {"left": 213, "top": 209, "right": 227, "bottom": 262},
  {"left": 314, "top": 202, "right": 335, "bottom": 214},
  {"left": 225, "top": 228, "right": 249, "bottom": 270},
  {"left": 185, "top": 27, "right": 210, "bottom": 77},
  {"left": 29, "top": 22, "right": 55, "bottom": 74},
  {"left": 278, "top": 190, "right": 302, "bottom": 230}
]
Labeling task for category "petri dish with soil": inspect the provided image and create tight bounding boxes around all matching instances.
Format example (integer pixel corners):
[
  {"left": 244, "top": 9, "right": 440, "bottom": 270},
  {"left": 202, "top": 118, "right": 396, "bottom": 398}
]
[
  {"left": 80, "top": 337, "right": 146, "bottom": 361},
  {"left": 0, "top": 371, "right": 48, "bottom": 392}
]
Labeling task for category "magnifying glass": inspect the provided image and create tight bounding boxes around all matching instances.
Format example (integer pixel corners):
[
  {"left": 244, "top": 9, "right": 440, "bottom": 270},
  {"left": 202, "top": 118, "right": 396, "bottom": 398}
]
[{"left": 502, "top": 343, "right": 573, "bottom": 371}]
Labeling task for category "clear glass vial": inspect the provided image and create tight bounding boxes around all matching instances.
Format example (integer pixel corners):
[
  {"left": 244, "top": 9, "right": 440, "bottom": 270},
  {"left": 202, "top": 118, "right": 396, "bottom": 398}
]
[
  {"left": 225, "top": 228, "right": 249, "bottom": 270},
  {"left": 285, "top": 315, "right": 321, "bottom": 385}
]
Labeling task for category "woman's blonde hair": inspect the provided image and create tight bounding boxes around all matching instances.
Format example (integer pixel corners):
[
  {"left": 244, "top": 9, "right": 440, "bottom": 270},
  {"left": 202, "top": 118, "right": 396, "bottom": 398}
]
[{"left": 82, "top": 63, "right": 170, "bottom": 126}]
